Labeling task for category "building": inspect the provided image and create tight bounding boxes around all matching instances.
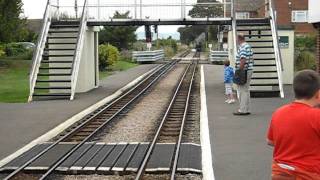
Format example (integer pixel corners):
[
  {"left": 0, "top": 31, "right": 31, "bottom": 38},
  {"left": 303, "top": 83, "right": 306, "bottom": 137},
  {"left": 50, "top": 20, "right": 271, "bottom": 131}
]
[
  {"left": 236, "top": 0, "right": 316, "bottom": 34},
  {"left": 308, "top": 0, "right": 320, "bottom": 73}
]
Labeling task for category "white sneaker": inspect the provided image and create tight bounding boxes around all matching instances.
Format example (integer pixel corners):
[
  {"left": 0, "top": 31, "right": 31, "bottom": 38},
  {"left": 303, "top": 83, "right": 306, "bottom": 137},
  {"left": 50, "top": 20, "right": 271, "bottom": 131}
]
[
  {"left": 228, "top": 99, "right": 235, "bottom": 104},
  {"left": 225, "top": 99, "right": 230, "bottom": 103}
]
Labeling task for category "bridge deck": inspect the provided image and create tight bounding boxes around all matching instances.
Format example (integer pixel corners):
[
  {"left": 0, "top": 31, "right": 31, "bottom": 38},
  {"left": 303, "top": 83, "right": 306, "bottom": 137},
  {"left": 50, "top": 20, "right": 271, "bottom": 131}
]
[{"left": 87, "top": 18, "right": 232, "bottom": 26}]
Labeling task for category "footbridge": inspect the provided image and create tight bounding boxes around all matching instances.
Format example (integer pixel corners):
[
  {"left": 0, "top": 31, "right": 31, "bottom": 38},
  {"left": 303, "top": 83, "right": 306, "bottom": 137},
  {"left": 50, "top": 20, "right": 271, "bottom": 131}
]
[{"left": 28, "top": 0, "right": 284, "bottom": 101}]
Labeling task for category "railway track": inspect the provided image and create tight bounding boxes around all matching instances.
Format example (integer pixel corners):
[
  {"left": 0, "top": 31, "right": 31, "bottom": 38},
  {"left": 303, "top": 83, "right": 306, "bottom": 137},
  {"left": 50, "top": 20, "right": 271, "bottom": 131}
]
[
  {"left": 2, "top": 52, "right": 193, "bottom": 180},
  {"left": 135, "top": 53, "right": 199, "bottom": 180}
]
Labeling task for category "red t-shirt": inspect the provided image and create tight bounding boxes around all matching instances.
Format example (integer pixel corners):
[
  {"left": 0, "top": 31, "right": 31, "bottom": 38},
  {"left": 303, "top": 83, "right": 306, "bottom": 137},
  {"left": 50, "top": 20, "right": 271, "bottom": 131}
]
[{"left": 267, "top": 102, "right": 320, "bottom": 174}]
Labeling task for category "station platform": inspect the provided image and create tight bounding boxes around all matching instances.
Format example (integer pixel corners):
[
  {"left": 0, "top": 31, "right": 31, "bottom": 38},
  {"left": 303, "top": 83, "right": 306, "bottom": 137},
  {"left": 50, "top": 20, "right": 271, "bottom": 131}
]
[
  {"left": 0, "top": 64, "right": 157, "bottom": 161},
  {"left": 203, "top": 65, "right": 293, "bottom": 180},
  {"left": 0, "top": 63, "right": 295, "bottom": 179}
]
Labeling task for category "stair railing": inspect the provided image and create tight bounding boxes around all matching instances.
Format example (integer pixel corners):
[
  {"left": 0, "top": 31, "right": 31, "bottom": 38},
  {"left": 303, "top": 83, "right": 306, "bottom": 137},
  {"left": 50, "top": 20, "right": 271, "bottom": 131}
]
[
  {"left": 269, "top": 0, "right": 285, "bottom": 98},
  {"left": 70, "top": 0, "right": 88, "bottom": 100},
  {"left": 231, "top": 0, "right": 237, "bottom": 64},
  {"left": 28, "top": 0, "right": 53, "bottom": 102}
]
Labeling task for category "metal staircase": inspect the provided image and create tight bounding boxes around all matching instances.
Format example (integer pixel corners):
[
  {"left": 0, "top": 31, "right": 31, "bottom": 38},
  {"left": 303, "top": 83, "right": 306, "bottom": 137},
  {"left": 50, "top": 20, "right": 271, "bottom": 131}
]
[
  {"left": 231, "top": 0, "right": 284, "bottom": 98},
  {"left": 28, "top": 0, "right": 88, "bottom": 101}
]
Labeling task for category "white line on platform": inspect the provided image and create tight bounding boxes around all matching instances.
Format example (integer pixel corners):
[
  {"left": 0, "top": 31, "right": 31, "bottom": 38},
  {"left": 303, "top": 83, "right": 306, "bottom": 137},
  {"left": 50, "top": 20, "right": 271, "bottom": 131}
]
[
  {"left": 200, "top": 65, "right": 215, "bottom": 180},
  {"left": 0, "top": 65, "right": 160, "bottom": 168}
]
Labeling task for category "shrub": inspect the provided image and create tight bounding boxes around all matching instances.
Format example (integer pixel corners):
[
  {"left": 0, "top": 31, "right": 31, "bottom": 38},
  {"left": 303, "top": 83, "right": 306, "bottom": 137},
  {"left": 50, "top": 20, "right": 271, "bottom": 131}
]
[
  {"left": 99, "top": 44, "right": 119, "bottom": 70},
  {"left": 295, "top": 51, "right": 317, "bottom": 71},
  {"left": 0, "top": 45, "right": 5, "bottom": 57},
  {"left": 295, "top": 35, "right": 316, "bottom": 51},
  {"left": 4, "top": 43, "right": 28, "bottom": 57},
  {"left": 164, "top": 46, "right": 175, "bottom": 58}
]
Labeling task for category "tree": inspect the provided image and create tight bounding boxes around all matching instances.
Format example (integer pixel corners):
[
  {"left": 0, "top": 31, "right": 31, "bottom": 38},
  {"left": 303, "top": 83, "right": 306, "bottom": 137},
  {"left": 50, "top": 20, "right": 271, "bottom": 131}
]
[
  {"left": 0, "top": 0, "right": 28, "bottom": 43},
  {"left": 178, "top": 0, "right": 222, "bottom": 45},
  {"left": 188, "top": 0, "right": 223, "bottom": 18},
  {"left": 99, "top": 11, "right": 138, "bottom": 50}
]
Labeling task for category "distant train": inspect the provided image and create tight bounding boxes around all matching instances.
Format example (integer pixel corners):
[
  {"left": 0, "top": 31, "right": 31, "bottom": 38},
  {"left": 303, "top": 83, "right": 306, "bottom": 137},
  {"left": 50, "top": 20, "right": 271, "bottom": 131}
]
[{"left": 195, "top": 43, "right": 202, "bottom": 52}]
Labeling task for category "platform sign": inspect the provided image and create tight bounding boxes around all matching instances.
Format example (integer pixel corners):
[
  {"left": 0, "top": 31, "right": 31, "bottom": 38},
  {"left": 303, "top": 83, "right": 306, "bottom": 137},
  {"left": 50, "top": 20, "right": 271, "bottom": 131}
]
[
  {"left": 309, "top": 0, "right": 320, "bottom": 23},
  {"left": 279, "top": 36, "right": 289, "bottom": 49}
]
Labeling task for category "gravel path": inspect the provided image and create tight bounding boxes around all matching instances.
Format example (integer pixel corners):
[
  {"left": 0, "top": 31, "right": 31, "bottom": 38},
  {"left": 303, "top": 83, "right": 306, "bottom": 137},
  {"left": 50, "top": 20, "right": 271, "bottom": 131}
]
[{"left": 100, "top": 64, "right": 186, "bottom": 143}]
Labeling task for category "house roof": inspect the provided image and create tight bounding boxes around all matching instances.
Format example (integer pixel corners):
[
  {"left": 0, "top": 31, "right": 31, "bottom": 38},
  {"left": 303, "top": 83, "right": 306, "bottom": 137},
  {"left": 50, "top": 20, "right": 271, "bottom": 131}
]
[{"left": 235, "top": 0, "right": 265, "bottom": 12}]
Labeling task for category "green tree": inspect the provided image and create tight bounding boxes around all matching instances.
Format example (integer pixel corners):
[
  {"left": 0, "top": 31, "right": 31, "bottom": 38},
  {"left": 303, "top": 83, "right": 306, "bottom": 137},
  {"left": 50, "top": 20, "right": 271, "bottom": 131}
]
[
  {"left": 178, "top": 0, "right": 222, "bottom": 45},
  {"left": 99, "top": 11, "right": 138, "bottom": 50},
  {"left": 0, "top": 0, "right": 28, "bottom": 43}
]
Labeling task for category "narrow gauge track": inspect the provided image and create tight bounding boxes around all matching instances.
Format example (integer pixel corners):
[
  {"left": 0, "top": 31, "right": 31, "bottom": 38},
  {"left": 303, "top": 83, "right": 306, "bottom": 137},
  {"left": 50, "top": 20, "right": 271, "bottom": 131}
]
[
  {"left": 2, "top": 52, "right": 192, "bottom": 180},
  {"left": 135, "top": 53, "right": 199, "bottom": 180}
]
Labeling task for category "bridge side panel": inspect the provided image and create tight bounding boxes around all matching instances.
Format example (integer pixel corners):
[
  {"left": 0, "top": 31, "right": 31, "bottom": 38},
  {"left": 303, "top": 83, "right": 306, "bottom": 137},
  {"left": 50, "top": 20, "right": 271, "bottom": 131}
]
[{"left": 76, "top": 26, "right": 100, "bottom": 93}]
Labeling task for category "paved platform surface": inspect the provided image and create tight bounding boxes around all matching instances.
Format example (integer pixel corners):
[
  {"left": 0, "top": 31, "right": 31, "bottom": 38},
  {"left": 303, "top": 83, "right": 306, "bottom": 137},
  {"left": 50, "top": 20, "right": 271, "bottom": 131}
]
[
  {"left": 0, "top": 64, "right": 157, "bottom": 161},
  {"left": 204, "top": 65, "right": 293, "bottom": 180}
]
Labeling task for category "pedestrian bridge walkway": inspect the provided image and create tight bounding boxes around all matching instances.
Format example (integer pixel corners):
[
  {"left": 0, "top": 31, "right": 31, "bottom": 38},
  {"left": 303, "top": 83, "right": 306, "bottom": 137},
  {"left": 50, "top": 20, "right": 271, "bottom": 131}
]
[{"left": 51, "top": 0, "right": 232, "bottom": 25}]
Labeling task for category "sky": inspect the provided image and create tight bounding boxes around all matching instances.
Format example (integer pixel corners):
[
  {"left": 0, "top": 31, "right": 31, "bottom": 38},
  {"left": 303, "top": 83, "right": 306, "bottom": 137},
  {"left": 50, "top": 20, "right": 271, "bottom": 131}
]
[{"left": 21, "top": 0, "right": 189, "bottom": 35}]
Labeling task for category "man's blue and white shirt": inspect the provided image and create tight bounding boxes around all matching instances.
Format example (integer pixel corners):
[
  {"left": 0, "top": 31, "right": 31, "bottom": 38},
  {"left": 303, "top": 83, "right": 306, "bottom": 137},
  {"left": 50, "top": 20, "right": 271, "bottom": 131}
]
[{"left": 235, "top": 42, "right": 254, "bottom": 70}]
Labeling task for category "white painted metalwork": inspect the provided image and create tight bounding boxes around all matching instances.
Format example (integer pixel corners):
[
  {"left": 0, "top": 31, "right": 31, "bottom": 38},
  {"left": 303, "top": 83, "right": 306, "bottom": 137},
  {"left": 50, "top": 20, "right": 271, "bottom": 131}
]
[
  {"left": 231, "top": 0, "right": 237, "bottom": 65},
  {"left": 70, "top": 0, "right": 89, "bottom": 100},
  {"left": 28, "top": 0, "right": 53, "bottom": 102},
  {"left": 269, "top": 0, "right": 285, "bottom": 98},
  {"left": 132, "top": 50, "right": 165, "bottom": 62},
  {"left": 209, "top": 50, "right": 228, "bottom": 63}
]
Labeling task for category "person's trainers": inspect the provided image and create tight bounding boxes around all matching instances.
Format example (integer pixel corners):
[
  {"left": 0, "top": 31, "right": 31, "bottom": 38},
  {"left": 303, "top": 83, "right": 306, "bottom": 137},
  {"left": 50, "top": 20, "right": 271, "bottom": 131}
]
[
  {"left": 225, "top": 99, "right": 230, "bottom": 103},
  {"left": 228, "top": 99, "right": 235, "bottom": 104}
]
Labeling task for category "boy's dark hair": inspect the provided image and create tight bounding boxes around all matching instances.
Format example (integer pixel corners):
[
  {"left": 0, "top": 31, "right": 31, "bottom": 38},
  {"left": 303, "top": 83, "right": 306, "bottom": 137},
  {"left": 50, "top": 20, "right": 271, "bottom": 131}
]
[
  {"left": 293, "top": 70, "right": 320, "bottom": 99},
  {"left": 224, "top": 60, "right": 230, "bottom": 66}
]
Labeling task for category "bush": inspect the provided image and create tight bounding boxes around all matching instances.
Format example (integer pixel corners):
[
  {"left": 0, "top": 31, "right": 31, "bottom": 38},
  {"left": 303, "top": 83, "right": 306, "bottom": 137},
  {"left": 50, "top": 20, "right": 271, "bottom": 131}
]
[
  {"left": 4, "top": 43, "right": 28, "bottom": 56},
  {"left": 295, "top": 51, "right": 317, "bottom": 71},
  {"left": 0, "top": 45, "right": 5, "bottom": 57},
  {"left": 164, "top": 46, "right": 175, "bottom": 58},
  {"left": 99, "top": 44, "right": 120, "bottom": 70},
  {"left": 295, "top": 35, "right": 316, "bottom": 51}
]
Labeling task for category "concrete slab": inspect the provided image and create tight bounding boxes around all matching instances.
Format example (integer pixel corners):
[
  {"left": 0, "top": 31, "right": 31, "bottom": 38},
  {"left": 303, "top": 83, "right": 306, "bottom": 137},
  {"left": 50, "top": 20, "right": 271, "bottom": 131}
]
[
  {"left": 0, "top": 64, "right": 157, "bottom": 161},
  {"left": 203, "top": 64, "right": 293, "bottom": 180}
]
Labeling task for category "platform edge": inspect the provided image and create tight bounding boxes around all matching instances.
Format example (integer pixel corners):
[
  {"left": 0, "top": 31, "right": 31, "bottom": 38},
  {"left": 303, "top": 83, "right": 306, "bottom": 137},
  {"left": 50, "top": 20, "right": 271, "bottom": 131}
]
[
  {"left": 200, "top": 65, "right": 215, "bottom": 180},
  {"left": 0, "top": 65, "right": 160, "bottom": 168}
]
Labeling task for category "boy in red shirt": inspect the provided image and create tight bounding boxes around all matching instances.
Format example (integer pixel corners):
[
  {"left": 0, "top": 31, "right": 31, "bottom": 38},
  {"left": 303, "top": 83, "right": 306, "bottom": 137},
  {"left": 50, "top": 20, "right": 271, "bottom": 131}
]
[{"left": 267, "top": 70, "right": 320, "bottom": 180}]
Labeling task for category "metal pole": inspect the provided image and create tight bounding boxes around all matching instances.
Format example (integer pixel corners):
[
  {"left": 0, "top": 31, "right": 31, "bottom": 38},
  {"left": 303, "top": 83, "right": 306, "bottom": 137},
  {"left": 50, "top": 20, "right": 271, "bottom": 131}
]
[
  {"left": 140, "top": 0, "right": 142, "bottom": 19},
  {"left": 57, "top": 0, "right": 60, "bottom": 20},
  {"left": 134, "top": 0, "right": 137, "bottom": 19},
  {"left": 75, "top": 0, "right": 78, "bottom": 18},
  {"left": 98, "top": 0, "right": 101, "bottom": 20},
  {"left": 224, "top": 0, "right": 226, "bottom": 18}
]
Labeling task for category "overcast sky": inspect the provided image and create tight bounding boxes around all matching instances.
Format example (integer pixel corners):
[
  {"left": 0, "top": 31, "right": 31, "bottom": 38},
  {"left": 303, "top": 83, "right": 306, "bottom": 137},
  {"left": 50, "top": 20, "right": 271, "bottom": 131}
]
[{"left": 21, "top": 0, "right": 202, "bottom": 33}]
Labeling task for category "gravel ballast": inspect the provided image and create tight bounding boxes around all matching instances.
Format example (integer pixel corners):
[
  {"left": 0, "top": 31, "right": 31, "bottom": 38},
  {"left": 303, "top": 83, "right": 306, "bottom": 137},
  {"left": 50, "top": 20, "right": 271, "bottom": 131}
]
[{"left": 100, "top": 64, "right": 186, "bottom": 143}]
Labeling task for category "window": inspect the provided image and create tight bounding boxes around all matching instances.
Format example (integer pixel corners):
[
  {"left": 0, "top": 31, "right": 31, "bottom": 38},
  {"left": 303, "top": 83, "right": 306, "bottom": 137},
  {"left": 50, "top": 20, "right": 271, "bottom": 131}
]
[
  {"left": 236, "top": 12, "right": 250, "bottom": 19},
  {"left": 292, "top": 11, "right": 308, "bottom": 22}
]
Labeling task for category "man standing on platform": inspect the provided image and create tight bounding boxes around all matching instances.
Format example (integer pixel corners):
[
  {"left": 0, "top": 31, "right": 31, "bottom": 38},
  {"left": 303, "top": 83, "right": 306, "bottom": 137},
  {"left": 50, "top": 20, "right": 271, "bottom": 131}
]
[{"left": 233, "top": 34, "right": 254, "bottom": 115}]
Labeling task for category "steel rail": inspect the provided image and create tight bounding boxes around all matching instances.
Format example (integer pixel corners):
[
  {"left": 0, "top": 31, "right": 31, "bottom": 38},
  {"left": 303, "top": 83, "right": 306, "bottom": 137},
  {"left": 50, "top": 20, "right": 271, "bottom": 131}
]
[
  {"left": 3, "top": 61, "right": 175, "bottom": 180},
  {"left": 38, "top": 63, "right": 177, "bottom": 180},
  {"left": 135, "top": 57, "right": 197, "bottom": 180},
  {"left": 170, "top": 60, "right": 197, "bottom": 180}
]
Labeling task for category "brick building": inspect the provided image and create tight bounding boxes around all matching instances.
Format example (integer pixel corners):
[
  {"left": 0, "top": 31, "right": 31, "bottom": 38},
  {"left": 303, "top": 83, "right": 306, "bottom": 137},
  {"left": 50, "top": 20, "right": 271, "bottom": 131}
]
[
  {"left": 236, "top": 0, "right": 316, "bottom": 35},
  {"left": 308, "top": 0, "right": 320, "bottom": 73}
]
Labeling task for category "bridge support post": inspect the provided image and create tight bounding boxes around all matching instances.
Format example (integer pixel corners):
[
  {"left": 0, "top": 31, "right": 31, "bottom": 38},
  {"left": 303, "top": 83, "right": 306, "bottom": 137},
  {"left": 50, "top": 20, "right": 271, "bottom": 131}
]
[{"left": 75, "top": 26, "right": 100, "bottom": 92}]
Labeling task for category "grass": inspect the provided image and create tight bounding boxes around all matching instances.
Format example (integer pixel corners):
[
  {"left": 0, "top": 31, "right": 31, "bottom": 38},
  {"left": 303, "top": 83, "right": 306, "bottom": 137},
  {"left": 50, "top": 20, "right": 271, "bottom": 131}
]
[
  {"left": 0, "top": 59, "right": 30, "bottom": 103},
  {"left": 0, "top": 58, "right": 137, "bottom": 103},
  {"left": 99, "top": 60, "right": 138, "bottom": 80}
]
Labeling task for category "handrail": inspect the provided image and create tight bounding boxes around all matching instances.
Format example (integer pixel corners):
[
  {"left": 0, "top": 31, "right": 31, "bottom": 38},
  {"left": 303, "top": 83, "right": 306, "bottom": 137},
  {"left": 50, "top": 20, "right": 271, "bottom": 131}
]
[
  {"left": 269, "top": 0, "right": 285, "bottom": 98},
  {"left": 70, "top": 0, "right": 88, "bottom": 100},
  {"left": 28, "top": 0, "right": 52, "bottom": 102},
  {"left": 231, "top": 0, "right": 237, "bottom": 63}
]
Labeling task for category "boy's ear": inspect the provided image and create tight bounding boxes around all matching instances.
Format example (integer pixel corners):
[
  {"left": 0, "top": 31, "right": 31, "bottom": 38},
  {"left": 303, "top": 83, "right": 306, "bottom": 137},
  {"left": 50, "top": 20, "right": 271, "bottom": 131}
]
[{"left": 316, "top": 90, "right": 320, "bottom": 101}]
